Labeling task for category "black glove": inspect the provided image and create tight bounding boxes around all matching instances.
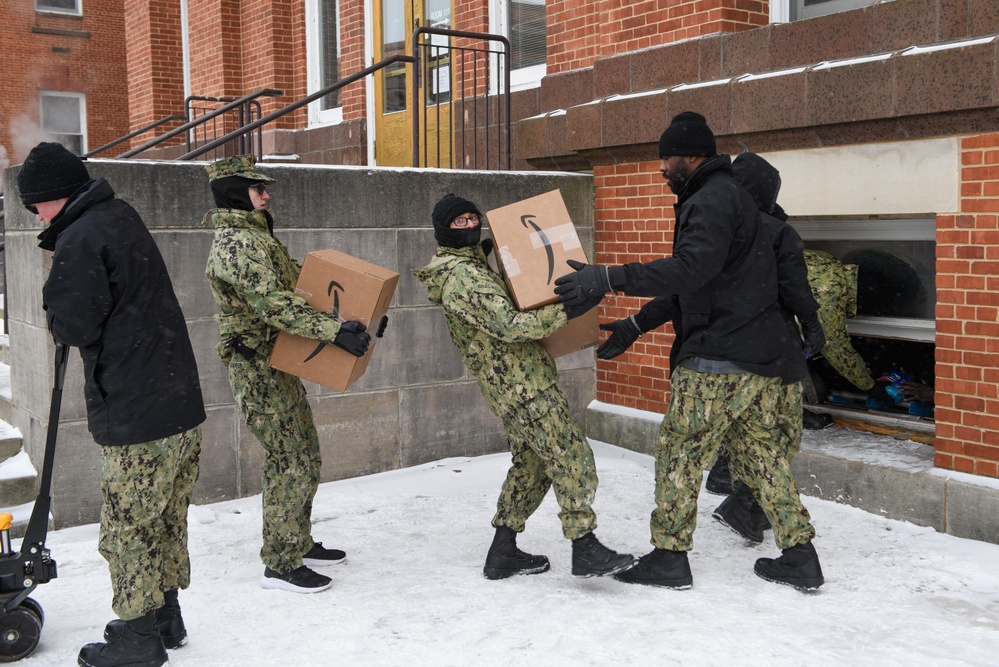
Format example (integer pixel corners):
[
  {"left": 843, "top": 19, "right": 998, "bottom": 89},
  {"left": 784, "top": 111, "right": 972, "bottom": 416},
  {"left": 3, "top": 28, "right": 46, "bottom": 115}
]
[
  {"left": 800, "top": 316, "right": 826, "bottom": 358},
  {"left": 563, "top": 290, "right": 606, "bottom": 320},
  {"left": 333, "top": 321, "right": 371, "bottom": 357},
  {"left": 480, "top": 238, "right": 494, "bottom": 258},
  {"left": 554, "top": 259, "right": 612, "bottom": 307},
  {"left": 597, "top": 316, "right": 643, "bottom": 359}
]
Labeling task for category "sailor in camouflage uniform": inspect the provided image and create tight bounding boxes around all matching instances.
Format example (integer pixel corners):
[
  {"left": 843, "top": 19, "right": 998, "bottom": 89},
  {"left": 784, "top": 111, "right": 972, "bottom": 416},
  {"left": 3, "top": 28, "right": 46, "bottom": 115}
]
[
  {"left": 204, "top": 156, "right": 371, "bottom": 594},
  {"left": 19, "top": 142, "right": 205, "bottom": 667},
  {"left": 413, "top": 194, "right": 635, "bottom": 580},
  {"left": 804, "top": 249, "right": 875, "bottom": 392},
  {"left": 555, "top": 113, "right": 823, "bottom": 591}
]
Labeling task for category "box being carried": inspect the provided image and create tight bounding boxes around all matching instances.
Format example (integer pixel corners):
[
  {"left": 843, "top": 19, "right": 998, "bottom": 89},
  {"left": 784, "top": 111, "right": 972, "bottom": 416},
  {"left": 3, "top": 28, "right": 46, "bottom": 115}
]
[
  {"left": 485, "top": 189, "right": 598, "bottom": 358},
  {"left": 269, "top": 249, "right": 399, "bottom": 391}
]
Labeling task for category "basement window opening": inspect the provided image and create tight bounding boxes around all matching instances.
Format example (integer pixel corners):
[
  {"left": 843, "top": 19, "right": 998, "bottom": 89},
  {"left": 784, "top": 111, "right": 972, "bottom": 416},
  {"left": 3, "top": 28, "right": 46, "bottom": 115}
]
[{"left": 789, "top": 216, "right": 936, "bottom": 444}]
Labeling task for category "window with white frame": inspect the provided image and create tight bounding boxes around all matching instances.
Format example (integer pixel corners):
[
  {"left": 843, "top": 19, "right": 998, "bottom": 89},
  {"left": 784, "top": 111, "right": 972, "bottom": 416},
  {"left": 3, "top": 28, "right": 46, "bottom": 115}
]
[
  {"left": 306, "top": 0, "right": 343, "bottom": 125},
  {"left": 491, "top": 0, "right": 546, "bottom": 91},
  {"left": 40, "top": 92, "right": 86, "bottom": 154},
  {"left": 787, "top": 0, "right": 871, "bottom": 21},
  {"left": 36, "top": 0, "right": 81, "bottom": 15}
]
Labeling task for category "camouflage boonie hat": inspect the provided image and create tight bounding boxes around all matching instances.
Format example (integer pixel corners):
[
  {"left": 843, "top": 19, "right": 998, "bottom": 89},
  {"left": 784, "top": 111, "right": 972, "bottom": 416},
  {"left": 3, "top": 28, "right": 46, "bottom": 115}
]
[{"left": 205, "top": 155, "right": 277, "bottom": 183}]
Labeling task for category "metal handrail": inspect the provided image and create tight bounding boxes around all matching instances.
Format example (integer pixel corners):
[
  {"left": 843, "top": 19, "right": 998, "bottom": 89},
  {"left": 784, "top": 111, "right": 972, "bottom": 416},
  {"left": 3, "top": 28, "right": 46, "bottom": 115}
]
[
  {"left": 115, "top": 89, "right": 283, "bottom": 159},
  {"left": 411, "top": 27, "right": 511, "bottom": 170},
  {"left": 184, "top": 95, "right": 264, "bottom": 157},
  {"left": 177, "top": 56, "right": 416, "bottom": 161},
  {"left": 83, "top": 115, "right": 185, "bottom": 158}
]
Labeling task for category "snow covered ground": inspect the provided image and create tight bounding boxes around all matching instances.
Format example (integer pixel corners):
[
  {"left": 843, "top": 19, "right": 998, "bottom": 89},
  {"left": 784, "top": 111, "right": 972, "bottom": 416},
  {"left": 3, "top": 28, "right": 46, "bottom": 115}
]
[{"left": 13, "top": 440, "right": 999, "bottom": 666}]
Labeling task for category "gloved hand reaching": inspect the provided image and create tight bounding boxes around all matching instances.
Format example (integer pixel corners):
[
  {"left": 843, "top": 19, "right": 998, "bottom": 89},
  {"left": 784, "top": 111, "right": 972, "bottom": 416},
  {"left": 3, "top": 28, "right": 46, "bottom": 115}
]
[
  {"left": 562, "top": 294, "right": 604, "bottom": 320},
  {"left": 800, "top": 316, "right": 826, "bottom": 357},
  {"left": 597, "top": 316, "right": 643, "bottom": 359},
  {"left": 333, "top": 320, "right": 371, "bottom": 357},
  {"left": 554, "top": 259, "right": 613, "bottom": 307}
]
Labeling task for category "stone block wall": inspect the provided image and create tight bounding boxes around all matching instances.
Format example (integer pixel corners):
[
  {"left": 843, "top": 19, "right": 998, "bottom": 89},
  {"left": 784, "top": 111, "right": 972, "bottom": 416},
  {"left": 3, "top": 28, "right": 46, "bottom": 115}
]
[{"left": 1, "top": 160, "right": 595, "bottom": 527}]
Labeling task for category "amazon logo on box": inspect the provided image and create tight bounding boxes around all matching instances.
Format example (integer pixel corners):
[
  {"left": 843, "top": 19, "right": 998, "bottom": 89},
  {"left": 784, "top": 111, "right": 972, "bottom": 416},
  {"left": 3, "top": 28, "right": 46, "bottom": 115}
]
[
  {"left": 269, "top": 248, "right": 399, "bottom": 392},
  {"left": 485, "top": 190, "right": 598, "bottom": 358}
]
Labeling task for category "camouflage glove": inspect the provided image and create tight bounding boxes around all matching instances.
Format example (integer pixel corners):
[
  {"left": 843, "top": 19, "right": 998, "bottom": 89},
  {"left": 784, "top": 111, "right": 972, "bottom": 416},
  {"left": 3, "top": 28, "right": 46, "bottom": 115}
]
[
  {"left": 597, "top": 316, "right": 642, "bottom": 359},
  {"left": 800, "top": 316, "right": 826, "bottom": 357},
  {"left": 333, "top": 321, "right": 371, "bottom": 357},
  {"left": 554, "top": 259, "right": 612, "bottom": 307}
]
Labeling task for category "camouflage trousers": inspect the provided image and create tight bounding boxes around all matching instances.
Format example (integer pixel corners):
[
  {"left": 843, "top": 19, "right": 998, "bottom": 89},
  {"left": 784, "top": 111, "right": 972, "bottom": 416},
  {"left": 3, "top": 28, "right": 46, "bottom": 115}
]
[
  {"left": 228, "top": 357, "right": 320, "bottom": 573},
  {"left": 652, "top": 368, "right": 816, "bottom": 551},
  {"left": 493, "top": 389, "right": 598, "bottom": 540},
  {"left": 720, "top": 380, "right": 804, "bottom": 463},
  {"left": 98, "top": 426, "right": 201, "bottom": 620},
  {"left": 811, "top": 266, "right": 875, "bottom": 391}
]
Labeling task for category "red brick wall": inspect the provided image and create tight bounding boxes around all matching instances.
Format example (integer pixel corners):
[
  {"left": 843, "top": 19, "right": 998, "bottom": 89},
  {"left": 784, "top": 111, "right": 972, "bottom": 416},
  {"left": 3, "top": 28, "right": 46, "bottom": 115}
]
[
  {"left": 340, "top": 0, "right": 368, "bottom": 121},
  {"left": 934, "top": 133, "right": 999, "bottom": 479},
  {"left": 593, "top": 160, "right": 677, "bottom": 414},
  {"left": 548, "top": 0, "right": 769, "bottom": 74},
  {"left": 240, "top": 0, "right": 307, "bottom": 127},
  {"left": 124, "top": 0, "right": 186, "bottom": 141},
  {"left": 1, "top": 0, "right": 129, "bottom": 168}
]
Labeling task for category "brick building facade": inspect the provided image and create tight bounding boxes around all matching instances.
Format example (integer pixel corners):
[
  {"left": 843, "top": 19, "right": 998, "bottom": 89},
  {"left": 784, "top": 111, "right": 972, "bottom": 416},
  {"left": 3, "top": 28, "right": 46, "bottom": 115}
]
[
  {"left": 0, "top": 1, "right": 129, "bottom": 173},
  {"left": 15, "top": 0, "right": 999, "bottom": 480}
]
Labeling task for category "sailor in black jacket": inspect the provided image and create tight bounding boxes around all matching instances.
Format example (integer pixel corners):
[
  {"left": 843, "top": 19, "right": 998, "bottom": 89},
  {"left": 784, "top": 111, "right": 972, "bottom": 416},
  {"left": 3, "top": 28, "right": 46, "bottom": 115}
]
[
  {"left": 554, "top": 113, "right": 823, "bottom": 591},
  {"left": 19, "top": 142, "right": 204, "bottom": 667}
]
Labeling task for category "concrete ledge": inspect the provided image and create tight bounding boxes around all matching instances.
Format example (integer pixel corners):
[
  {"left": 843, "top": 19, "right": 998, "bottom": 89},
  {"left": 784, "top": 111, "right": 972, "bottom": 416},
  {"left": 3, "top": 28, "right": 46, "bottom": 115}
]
[{"left": 587, "top": 400, "right": 999, "bottom": 547}]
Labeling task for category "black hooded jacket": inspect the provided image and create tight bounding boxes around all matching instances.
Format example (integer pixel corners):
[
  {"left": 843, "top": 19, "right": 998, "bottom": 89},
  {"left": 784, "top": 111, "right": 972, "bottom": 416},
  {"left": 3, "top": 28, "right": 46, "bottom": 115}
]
[
  {"left": 607, "top": 154, "right": 797, "bottom": 381},
  {"left": 732, "top": 153, "right": 820, "bottom": 383},
  {"left": 39, "top": 178, "right": 206, "bottom": 446}
]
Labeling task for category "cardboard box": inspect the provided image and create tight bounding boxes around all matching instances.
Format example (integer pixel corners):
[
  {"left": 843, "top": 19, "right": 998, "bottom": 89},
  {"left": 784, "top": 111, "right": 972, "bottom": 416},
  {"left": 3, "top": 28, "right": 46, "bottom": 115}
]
[
  {"left": 540, "top": 308, "right": 599, "bottom": 358},
  {"left": 269, "top": 249, "right": 399, "bottom": 392},
  {"left": 486, "top": 189, "right": 598, "bottom": 357}
]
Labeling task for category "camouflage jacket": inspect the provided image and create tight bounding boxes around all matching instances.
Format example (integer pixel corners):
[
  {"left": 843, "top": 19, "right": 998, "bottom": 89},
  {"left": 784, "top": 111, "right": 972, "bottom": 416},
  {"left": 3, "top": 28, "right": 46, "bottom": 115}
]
[
  {"left": 413, "top": 244, "right": 568, "bottom": 417},
  {"left": 204, "top": 207, "right": 342, "bottom": 359}
]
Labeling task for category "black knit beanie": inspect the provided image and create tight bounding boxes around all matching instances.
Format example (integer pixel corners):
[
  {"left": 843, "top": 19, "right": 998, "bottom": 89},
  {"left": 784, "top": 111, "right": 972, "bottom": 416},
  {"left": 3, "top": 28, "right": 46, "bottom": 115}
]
[
  {"left": 432, "top": 193, "right": 482, "bottom": 248},
  {"left": 18, "top": 142, "right": 92, "bottom": 207},
  {"left": 658, "top": 111, "right": 717, "bottom": 158}
]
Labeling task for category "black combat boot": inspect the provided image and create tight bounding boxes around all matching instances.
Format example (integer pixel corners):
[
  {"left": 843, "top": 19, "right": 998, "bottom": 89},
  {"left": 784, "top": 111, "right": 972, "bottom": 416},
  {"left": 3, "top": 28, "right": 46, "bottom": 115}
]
[
  {"left": 104, "top": 589, "right": 186, "bottom": 649},
  {"left": 712, "top": 482, "right": 764, "bottom": 544},
  {"left": 571, "top": 532, "right": 636, "bottom": 577},
  {"left": 614, "top": 548, "right": 692, "bottom": 589},
  {"left": 483, "top": 526, "right": 550, "bottom": 580},
  {"left": 802, "top": 409, "right": 833, "bottom": 430},
  {"left": 705, "top": 451, "right": 733, "bottom": 495},
  {"left": 754, "top": 541, "right": 824, "bottom": 591},
  {"left": 79, "top": 610, "right": 168, "bottom": 667},
  {"left": 752, "top": 498, "right": 772, "bottom": 533}
]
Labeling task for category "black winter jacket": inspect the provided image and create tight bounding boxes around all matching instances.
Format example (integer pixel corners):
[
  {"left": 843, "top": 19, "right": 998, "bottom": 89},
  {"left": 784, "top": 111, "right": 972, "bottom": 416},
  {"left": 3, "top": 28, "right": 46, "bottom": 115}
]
[
  {"left": 608, "top": 154, "right": 796, "bottom": 381},
  {"left": 39, "top": 179, "right": 206, "bottom": 446}
]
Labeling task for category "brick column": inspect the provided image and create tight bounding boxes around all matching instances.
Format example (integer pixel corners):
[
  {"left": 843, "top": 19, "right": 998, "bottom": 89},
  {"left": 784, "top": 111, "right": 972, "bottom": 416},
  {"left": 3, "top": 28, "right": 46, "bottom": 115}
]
[
  {"left": 934, "top": 133, "right": 999, "bottom": 478},
  {"left": 124, "top": 0, "right": 185, "bottom": 143},
  {"left": 593, "top": 161, "right": 676, "bottom": 414}
]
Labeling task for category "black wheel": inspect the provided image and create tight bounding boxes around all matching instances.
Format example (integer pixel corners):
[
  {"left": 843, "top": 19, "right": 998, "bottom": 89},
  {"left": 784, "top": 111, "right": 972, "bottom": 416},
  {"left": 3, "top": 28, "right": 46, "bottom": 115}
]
[
  {"left": 17, "top": 600, "right": 43, "bottom": 629},
  {"left": 0, "top": 607, "right": 40, "bottom": 662}
]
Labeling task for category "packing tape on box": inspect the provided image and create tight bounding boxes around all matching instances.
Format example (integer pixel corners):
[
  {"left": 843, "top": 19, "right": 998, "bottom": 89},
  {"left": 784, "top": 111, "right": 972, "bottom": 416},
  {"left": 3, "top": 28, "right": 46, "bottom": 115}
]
[
  {"left": 529, "top": 223, "right": 581, "bottom": 251},
  {"left": 499, "top": 246, "right": 521, "bottom": 277}
]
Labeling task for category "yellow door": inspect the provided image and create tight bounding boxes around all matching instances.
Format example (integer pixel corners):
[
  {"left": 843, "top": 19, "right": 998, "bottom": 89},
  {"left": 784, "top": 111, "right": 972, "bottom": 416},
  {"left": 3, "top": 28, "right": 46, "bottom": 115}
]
[{"left": 373, "top": 0, "right": 453, "bottom": 167}]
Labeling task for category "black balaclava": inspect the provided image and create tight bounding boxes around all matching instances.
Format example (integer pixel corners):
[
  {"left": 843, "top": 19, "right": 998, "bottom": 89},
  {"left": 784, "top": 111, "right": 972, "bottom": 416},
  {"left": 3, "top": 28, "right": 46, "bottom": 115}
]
[
  {"left": 432, "top": 193, "right": 482, "bottom": 248},
  {"left": 211, "top": 175, "right": 260, "bottom": 211}
]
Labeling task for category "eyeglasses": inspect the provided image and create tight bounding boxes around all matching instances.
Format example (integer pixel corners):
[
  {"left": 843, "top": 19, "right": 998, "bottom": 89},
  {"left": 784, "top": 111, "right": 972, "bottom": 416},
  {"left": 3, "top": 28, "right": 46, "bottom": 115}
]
[
  {"left": 452, "top": 214, "right": 480, "bottom": 228},
  {"left": 26, "top": 205, "right": 38, "bottom": 215},
  {"left": 250, "top": 184, "right": 268, "bottom": 195}
]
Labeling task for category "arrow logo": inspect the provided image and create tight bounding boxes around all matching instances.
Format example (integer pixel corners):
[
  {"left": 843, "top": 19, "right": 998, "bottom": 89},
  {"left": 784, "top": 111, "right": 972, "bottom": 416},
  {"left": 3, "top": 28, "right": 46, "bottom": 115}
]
[
  {"left": 304, "top": 280, "right": 345, "bottom": 362},
  {"left": 521, "top": 214, "right": 555, "bottom": 284}
]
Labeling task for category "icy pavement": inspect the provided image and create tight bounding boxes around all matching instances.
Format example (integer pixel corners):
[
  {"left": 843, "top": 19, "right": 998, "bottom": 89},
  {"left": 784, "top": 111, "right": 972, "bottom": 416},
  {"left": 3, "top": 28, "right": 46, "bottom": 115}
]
[{"left": 13, "top": 441, "right": 999, "bottom": 666}]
